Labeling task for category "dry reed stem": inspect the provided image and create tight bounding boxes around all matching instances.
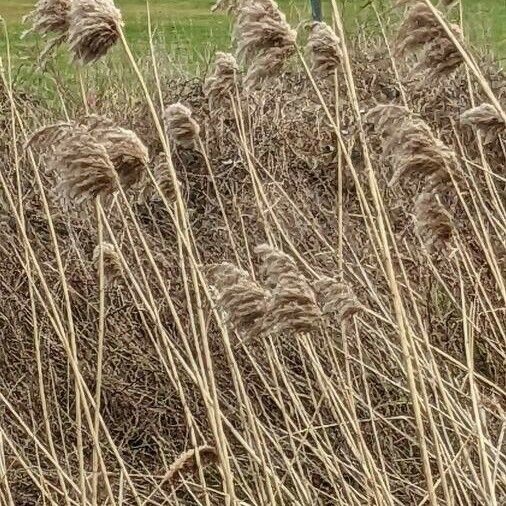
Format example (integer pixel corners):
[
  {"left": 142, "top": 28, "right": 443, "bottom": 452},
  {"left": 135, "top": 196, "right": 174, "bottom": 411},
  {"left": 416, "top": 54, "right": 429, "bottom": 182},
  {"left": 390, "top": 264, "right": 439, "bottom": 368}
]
[
  {"left": 306, "top": 21, "right": 342, "bottom": 78},
  {"left": 209, "top": 262, "right": 271, "bottom": 338},
  {"left": 164, "top": 103, "right": 201, "bottom": 149},
  {"left": 68, "top": 0, "right": 122, "bottom": 63},
  {"left": 255, "top": 244, "right": 321, "bottom": 334}
]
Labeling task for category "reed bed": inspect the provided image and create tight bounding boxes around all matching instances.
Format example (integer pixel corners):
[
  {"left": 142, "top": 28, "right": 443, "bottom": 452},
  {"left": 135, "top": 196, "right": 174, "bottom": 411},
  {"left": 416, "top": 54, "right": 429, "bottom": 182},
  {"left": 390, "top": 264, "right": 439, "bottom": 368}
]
[{"left": 0, "top": 0, "right": 505, "bottom": 504}]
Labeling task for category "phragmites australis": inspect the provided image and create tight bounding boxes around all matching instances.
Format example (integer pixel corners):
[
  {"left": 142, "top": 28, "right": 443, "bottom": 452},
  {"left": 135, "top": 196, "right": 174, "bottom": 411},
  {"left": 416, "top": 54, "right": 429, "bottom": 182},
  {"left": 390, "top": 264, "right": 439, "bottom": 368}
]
[
  {"left": 93, "top": 242, "right": 123, "bottom": 285},
  {"left": 460, "top": 103, "right": 506, "bottom": 144},
  {"left": 306, "top": 21, "right": 342, "bottom": 78},
  {"left": 211, "top": 0, "right": 240, "bottom": 14},
  {"left": 51, "top": 128, "right": 118, "bottom": 205},
  {"left": 204, "top": 52, "right": 241, "bottom": 109},
  {"left": 151, "top": 154, "right": 179, "bottom": 203},
  {"left": 67, "top": 0, "right": 122, "bottom": 64},
  {"left": 414, "top": 191, "right": 454, "bottom": 250},
  {"left": 88, "top": 124, "right": 149, "bottom": 190},
  {"left": 209, "top": 262, "right": 271, "bottom": 338},
  {"left": 234, "top": 0, "right": 297, "bottom": 88},
  {"left": 396, "top": 1, "right": 463, "bottom": 77},
  {"left": 255, "top": 244, "right": 321, "bottom": 334},
  {"left": 366, "top": 104, "right": 456, "bottom": 189},
  {"left": 314, "top": 276, "right": 361, "bottom": 322},
  {"left": 164, "top": 103, "right": 201, "bottom": 149},
  {"left": 164, "top": 446, "right": 217, "bottom": 485},
  {"left": 23, "top": 0, "right": 70, "bottom": 36}
]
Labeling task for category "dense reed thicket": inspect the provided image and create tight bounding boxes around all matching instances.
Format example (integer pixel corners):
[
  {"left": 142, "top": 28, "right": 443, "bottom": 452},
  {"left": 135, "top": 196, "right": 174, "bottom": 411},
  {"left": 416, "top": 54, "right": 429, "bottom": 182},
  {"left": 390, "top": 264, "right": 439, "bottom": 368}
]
[{"left": 0, "top": 0, "right": 505, "bottom": 504}]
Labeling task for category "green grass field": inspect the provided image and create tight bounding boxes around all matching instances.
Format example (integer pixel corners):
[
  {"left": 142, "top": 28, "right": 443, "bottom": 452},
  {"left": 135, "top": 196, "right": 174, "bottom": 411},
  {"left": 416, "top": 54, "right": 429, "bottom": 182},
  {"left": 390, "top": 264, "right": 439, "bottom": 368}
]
[{"left": 1, "top": 1, "right": 505, "bottom": 68}]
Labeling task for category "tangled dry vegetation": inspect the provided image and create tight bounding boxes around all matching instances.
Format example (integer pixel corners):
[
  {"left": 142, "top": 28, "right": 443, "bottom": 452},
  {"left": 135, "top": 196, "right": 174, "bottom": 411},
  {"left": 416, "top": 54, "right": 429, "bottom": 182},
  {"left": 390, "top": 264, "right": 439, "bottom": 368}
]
[{"left": 0, "top": 0, "right": 505, "bottom": 504}]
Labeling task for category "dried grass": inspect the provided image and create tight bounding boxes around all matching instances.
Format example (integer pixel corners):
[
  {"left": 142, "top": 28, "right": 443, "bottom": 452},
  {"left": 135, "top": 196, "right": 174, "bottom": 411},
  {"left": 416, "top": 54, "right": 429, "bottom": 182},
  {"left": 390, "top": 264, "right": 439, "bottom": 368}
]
[
  {"left": 314, "top": 276, "right": 361, "bottom": 321},
  {"left": 164, "top": 446, "right": 217, "bottom": 485},
  {"left": 204, "top": 52, "right": 242, "bottom": 110},
  {"left": 23, "top": 0, "right": 70, "bottom": 36},
  {"left": 461, "top": 103, "right": 505, "bottom": 144},
  {"left": 414, "top": 191, "right": 454, "bottom": 249}
]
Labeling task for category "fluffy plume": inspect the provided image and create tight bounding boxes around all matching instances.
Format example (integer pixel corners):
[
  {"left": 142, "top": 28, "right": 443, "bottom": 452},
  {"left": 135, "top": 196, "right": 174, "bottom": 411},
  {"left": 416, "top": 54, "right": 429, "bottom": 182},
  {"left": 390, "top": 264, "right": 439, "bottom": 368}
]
[
  {"left": 461, "top": 103, "right": 505, "bottom": 144},
  {"left": 67, "top": 0, "right": 122, "bottom": 64},
  {"left": 306, "top": 21, "right": 341, "bottom": 78},
  {"left": 255, "top": 244, "right": 321, "bottom": 334},
  {"left": 204, "top": 52, "right": 241, "bottom": 109},
  {"left": 93, "top": 242, "right": 123, "bottom": 285},
  {"left": 396, "top": 1, "right": 463, "bottom": 77},
  {"left": 164, "top": 446, "right": 217, "bottom": 485},
  {"left": 209, "top": 262, "right": 270, "bottom": 337},
  {"left": 23, "top": 0, "right": 70, "bottom": 36},
  {"left": 152, "top": 154, "right": 179, "bottom": 203},
  {"left": 164, "top": 103, "right": 201, "bottom": 149},
  {"left": 211, "top": 0, "right": 240, "bottom": 14},
  {"left": 314, "top": 276, "right": 361, "bottom": 321},
  {"left": 367, "top": 105, "right": 456, "bottom": 188},
  {"left": 88, "top": 124, "right": 149, "bottom": 190},
  {"left": 364, "top": 104, "right": 410, "bottom": 136},
  {"left": 51, "top": 128, "right": 118, "bottom": 205},
  {"left": 234, "top": 0, "right": 297, "bottom": 88},
  {"left": 414, "top": 191, "right": 454, "bottom": 250}
]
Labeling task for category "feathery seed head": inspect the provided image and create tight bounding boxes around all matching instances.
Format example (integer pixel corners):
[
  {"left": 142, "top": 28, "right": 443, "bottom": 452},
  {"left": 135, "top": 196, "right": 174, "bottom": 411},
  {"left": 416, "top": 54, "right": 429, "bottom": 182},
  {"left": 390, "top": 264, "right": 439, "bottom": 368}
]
[
  {"left": 414, "top": 191, "right": 454, "bottom": 250},
  {"left": 52, "top": 128, "right": 118, "bottom": 205},
  {"left": 306, "top": 21, "right": 341, "bottom": 78},
  {"left": 93, "top": 242, "right": 123, "bottom": 285},
  {"left": 24, "top": 0, "right": 71, "bottom": 36},
  {"left": 209, "top": 262, "right": 271, "bottom": 338},
  {"left": 165, "top": 446, "right": 217, "bottom": 485},
  {"left": 89, "top": 125, "right": 149, "bottom": 190},
  {"left": 204, "top": 52, "right": 241, "bottom": 109},
  {"left": 461, "top": 103, "right": 505, "bottom": 144},
  {"left": 68, "top": 0, "right": 122, "bottom": 64},
  {"left": 164, "top": 103, "right": 201, "bottom": 149},
  {"left": 234, "top": 0, "right": 296, "bottom": 88},
  {"left": 314, "top": 276, "right": 361, "bottom": 322},
  {"left": 152, "top": 153, "right": 179, "bottom": 203},
  {"left": 255, "top": 244, "right": 321, "bottom": 334}
]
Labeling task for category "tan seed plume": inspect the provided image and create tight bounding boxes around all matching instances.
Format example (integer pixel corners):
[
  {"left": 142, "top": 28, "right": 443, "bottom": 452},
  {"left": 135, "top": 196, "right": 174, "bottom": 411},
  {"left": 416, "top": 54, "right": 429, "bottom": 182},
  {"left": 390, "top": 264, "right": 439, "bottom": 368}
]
[
  {"left": 23, "top": 0, "right": 70, "bottom": 36},
  {"left": 314, "top": 276, "right": 361, "bottom": 322},
  {"left": 461, "top": 103, "right": 505, "bottom": 144},
  {"left": 255, "top": 244, "right": 321, "bottom": 334},
  {"left": 88, "top": 124, "right": 149, "bottom": 190},
  {"left": 93, "top": 242, "right": 123, "bottom": 285},
  {"left": 204, "top": 52, "right": 242, "bottom": 109},
  {"left": 152, "top": 153, "right": 179, "bottom": 203},
  {"left": 234, "top": 0, "right": 297, "bottom": 88},
  {"left": 164, "top": 103, "right": 201, "bottom": 149},
  {"left": 164, "top": 446, "right": 217, "bottom": 485},
  {"left": 51, "top": 128, "right": 118, "bottom": 205},
  {"left": 209, "top": 262, "right": 271, "bottom": 338},
  {"left": 306, "top": 21, "right": 342, "bottom": 78},
  {"left": 414, "top": 191, "right": 454, "bottom": 250},
  {"left": 67, "top": 0, "right": 122, "bottom": 64}
]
